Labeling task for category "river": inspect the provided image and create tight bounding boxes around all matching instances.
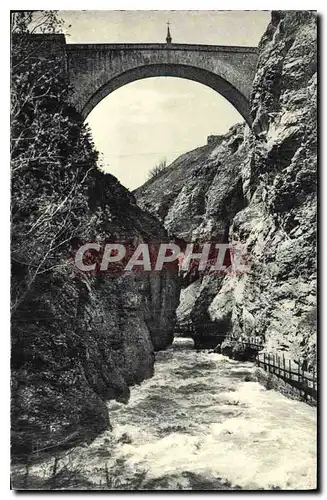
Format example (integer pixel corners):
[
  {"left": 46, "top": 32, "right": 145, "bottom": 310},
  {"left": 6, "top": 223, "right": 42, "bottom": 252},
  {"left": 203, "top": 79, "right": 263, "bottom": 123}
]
[{"left": 14, "top": 338, "right": 317, "bottom": 490}]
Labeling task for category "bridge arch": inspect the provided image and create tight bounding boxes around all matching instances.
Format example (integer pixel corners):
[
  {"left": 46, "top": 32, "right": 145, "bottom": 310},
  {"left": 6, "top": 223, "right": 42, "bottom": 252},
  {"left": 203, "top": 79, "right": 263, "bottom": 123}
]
[
  {"left": 65, "top": 42, "right": 258, "bottom": 126},
  {"left": 81, "top": 63, "right": 252, "bottom": 124},
  {"left": 24, "top": 37, "right": 257, "bottom": 125}
]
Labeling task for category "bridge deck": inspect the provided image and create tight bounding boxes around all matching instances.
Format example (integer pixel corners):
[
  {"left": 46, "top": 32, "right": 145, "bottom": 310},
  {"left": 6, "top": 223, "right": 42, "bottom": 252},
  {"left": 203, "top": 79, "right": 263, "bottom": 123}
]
[{"left": 65, "top": 42, "right": 258, "bottom": 53}]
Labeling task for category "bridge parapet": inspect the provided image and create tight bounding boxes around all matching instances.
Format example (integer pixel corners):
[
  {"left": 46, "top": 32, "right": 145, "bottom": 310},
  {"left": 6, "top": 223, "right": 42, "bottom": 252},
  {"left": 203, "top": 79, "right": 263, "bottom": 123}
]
[{"left": 65, "top": 42, "right": 258, "bottom": 53}]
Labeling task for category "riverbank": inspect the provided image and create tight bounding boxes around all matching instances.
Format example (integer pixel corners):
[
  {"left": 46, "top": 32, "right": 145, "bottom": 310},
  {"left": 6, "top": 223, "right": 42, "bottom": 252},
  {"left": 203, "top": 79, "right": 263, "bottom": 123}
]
[{"left": 11, "top": 339, "right": 317, "bottom": 491}]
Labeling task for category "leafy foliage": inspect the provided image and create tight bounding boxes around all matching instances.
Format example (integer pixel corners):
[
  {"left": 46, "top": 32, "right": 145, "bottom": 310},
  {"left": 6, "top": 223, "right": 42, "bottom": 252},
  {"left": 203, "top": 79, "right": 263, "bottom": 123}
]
[{"left": 11, "top": 11, "right": 98, "bottom": 313}]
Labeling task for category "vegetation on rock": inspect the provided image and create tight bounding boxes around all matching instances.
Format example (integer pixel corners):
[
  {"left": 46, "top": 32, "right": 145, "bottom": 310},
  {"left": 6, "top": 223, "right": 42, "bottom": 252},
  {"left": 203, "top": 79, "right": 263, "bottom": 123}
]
[
  {"left": 148, "top": 158, "right": 168, "bottom": 180},
  {"left": 11, "top": 11, "right": 180, "bottom": 461}
]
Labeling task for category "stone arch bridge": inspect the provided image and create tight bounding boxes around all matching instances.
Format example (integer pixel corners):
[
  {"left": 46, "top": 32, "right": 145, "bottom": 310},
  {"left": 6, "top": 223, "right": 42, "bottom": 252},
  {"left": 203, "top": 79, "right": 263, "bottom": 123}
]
[{"left": 29, "top": 35, "right": 258, "bottom": 124}]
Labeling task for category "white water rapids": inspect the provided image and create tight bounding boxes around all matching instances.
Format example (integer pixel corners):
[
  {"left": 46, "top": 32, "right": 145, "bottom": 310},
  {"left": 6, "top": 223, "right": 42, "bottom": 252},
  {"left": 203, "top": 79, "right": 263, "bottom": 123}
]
[{"left": 17, "top": 338, "right": 317, "bottom": 490}]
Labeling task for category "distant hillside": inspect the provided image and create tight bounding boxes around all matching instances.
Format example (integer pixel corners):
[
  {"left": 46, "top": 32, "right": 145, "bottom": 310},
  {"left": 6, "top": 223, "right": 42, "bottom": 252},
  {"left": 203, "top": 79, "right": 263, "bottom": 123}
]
[{"left": 134, "top": 125, "right": 245, "bottom": 242}]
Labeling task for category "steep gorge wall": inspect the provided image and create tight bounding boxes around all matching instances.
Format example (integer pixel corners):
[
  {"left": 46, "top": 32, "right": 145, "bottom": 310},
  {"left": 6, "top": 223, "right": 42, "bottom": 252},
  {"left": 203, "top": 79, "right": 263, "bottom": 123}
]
[
  {"left": 135, "top": 11, "right": 317, "bottom": 366},
  {"left": 210, "top": 11, "right": 317, "bottom": 364},
  {"left": 11, "top": 171, "right": 180, "bottom": 458}
]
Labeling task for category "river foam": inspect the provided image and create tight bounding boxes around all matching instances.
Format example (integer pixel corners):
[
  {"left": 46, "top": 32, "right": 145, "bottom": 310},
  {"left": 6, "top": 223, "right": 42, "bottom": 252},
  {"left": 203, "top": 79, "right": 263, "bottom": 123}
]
[{"left": 13, "top": 338, "right": 316, "bottom": 490}]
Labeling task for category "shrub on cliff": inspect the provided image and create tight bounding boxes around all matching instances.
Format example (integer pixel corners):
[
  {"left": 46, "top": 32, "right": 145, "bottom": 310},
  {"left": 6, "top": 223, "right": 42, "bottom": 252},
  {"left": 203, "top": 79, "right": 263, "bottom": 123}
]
[
  {"left": 148, "top": 158, "right": 168, "bottom": 179},
  {"left": 11, "top": 11, "right": 98, "bottom": 314}
]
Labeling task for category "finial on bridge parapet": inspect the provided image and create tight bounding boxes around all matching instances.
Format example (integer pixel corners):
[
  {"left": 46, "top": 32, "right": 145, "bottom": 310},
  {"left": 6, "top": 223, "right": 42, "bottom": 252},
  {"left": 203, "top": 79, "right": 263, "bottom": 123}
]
[{"left": 166, "top": 21, "right": 172, "bottom": 44}]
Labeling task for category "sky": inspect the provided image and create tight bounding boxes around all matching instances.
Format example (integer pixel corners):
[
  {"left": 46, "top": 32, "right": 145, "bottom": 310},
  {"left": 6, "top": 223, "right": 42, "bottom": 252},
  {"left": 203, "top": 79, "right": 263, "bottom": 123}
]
[{"left": 60, "top": 10, "right": 271, "bottom": 190}]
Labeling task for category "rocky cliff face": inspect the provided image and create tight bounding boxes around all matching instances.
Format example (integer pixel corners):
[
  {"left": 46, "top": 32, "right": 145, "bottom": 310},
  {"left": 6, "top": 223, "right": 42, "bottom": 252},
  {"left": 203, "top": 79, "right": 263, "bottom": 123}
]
[
  {"left": 11, "top": 171, "right": 180, "bottom": 458},
  {"left": 135, "top": 11, "right": 317, "bottom": 366},
  {"left": 135, "top": 124, "right": 247, "bottom": 244}
]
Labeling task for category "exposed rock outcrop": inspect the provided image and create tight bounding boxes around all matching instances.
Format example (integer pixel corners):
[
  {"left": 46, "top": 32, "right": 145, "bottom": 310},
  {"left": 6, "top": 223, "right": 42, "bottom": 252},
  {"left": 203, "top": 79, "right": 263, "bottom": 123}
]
[
  {"left": 135, "top": 11, "right": 317, "bottom": 365},
  {"left": 11, "top": 171, "right": 180, "bottom": 459},
  {"left": 135, "top": 123, "right": 248, "bottom": 244}
]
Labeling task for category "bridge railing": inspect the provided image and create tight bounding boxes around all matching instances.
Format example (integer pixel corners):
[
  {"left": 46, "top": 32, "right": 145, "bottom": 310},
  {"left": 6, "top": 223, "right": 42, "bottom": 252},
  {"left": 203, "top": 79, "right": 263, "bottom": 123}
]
[
  {"left": 174, "top": 322, "right": 265, "bottom": 346},
  {"left": 174, "top": 321, "right": 234, "bottom": 335},
  {"left": 225, "top": 337, "right": 265, "bottom": 351}
]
